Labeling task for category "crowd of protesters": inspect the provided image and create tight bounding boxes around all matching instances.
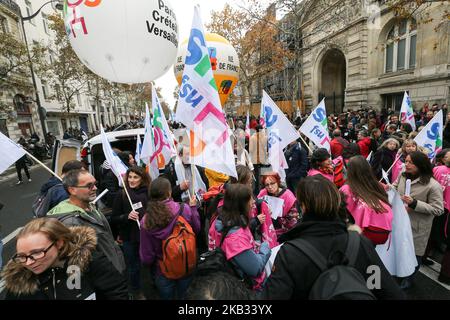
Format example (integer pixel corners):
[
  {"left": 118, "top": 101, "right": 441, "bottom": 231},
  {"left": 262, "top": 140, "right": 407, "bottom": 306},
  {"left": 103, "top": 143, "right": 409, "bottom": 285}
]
[{"left": 1, "top": 101, "right": 449, "bottom": 300}]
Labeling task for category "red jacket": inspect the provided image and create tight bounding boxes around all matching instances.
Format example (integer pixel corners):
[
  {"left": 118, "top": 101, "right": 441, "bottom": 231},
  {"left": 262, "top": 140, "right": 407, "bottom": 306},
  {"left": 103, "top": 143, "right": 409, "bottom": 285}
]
[
  {"left": 357, "top": 137, "right": 372, "bottom": 158},
  {"left": 330, "top": 137, "right": 348, "bottom": 158}
]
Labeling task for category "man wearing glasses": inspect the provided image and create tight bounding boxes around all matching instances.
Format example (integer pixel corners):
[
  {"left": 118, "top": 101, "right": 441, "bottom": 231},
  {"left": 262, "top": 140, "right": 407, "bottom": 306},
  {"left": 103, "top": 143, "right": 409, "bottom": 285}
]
[{"left": 47, "top": 169, "right": 126, "bottom": 275}]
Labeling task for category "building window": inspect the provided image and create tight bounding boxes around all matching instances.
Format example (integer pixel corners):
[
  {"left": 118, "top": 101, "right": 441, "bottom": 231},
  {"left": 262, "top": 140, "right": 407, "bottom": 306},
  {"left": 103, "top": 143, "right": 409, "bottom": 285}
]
[
  {"left": 0, "top": 15, "right": 9, "bottom": 33},
  {"left": 14, "top": 94, "right": 31, "bottom": 114},
  {"left": 77, "top": 91, "right": 82, "bottom": 106},
  {"left": 385, "top": 19, "right": 417, "bottom": 73},
  {"left": 41, "top": 80, "right": 49, "bottom": 100},
  {"left": 55, "top": 84, "right": 61, "bottom": 100},
  {"left": 42, "top": 13, "right": 49, "bottom": 34},
  {"left": 46, "top": 120, "right": 60, "bottom": 137},
  {"left": 25, "top": 1, "right": 35, "bottom": 25}
]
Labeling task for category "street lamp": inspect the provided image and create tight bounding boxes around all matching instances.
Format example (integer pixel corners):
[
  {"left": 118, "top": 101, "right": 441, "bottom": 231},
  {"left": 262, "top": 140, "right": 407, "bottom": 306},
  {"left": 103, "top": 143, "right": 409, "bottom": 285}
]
[{"left": 19, "top": 0, "right": 63, "bottom": 138}]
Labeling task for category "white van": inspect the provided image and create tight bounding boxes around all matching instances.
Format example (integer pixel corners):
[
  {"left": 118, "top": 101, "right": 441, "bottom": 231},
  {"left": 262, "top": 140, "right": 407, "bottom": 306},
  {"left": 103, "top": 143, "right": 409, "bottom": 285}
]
[{"left": 52, "top": 129, "right": 144, "bottom": 181}]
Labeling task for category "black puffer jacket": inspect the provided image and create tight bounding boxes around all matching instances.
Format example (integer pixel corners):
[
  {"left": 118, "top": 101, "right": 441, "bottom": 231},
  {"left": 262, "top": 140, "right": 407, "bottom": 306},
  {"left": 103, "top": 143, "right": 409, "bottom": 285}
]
[
  {"left": 111, "top": 186, "right": 148, "bottom": 242},
  {"left": 2, "top": 226, "right": 128, "bottom": 300},
  {"left": 262, "top": 216, "right": 405, "bottom": 300}
]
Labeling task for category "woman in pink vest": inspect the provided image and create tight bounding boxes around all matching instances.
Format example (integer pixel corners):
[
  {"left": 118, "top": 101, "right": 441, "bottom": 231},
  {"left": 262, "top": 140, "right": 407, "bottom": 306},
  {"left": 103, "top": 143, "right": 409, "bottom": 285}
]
[
  {"left": 230, "top": 166, "right": 279, "bottom": 248},
  {"left": 257, "top": 172, "right": 299, "bottom": 239},
  {"left": 391, "top": 139, "right": 418, "bottom": 183},
  {"left": 307, "top": 148, "right": 334, "bottom": 182},
  {"left": 432, "top": 149, "right": 450, "bottom": 285},
  {"left": 340, "top": 156, "right": 393, "bottom": 245},
  {"left": 208, "top": 184, "right": 271, "bottom": 291}
]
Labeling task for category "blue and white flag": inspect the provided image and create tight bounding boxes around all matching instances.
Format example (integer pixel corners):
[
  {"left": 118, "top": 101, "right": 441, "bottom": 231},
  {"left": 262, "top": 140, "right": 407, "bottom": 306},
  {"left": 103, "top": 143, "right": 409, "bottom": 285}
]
[
  {"left": 135, "top": 134, "right": 142, "bottom": 166},
  {"left": 414, "top": 110, "right": 443, "bottom": 159},
  {"left": 399, "top": 92, "right": 416, "bottom": 131},
  {"left": 261, "top": 90, "right": 300, "bottom": 175},
  {"left": 175, "top": 6, "right": 236, "bottom": 178},
  {"left": 299, "top": 99, "right": 331, "bottom": 152}
]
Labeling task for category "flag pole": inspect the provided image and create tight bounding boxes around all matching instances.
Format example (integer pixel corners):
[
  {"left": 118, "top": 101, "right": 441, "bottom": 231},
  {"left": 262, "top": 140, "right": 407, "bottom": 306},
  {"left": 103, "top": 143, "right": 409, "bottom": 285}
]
[
  {"left": 23, "top": 149, "right": 62, "bottom": 181},
  {"left": 378, "top": 153, "right": 402, "bottom": 182},
  {"left": 298, "top": 134, "right": 313, "bottom": 155},
  {"left": 119, "top": 174, "right": 140, "bottom": 229}
]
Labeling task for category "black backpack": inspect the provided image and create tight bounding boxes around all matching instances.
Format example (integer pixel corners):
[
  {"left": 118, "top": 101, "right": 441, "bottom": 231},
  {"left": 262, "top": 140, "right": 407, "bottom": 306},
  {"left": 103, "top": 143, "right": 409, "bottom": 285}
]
[
  {"left": 288, "top": 231, "right": 376, "bottom": 300},
  {"left": 196, "top": 227, "right": 253, "bottom": 288},
  {"left": 31, "top": 183, "right": 63, "bottom": 218}
]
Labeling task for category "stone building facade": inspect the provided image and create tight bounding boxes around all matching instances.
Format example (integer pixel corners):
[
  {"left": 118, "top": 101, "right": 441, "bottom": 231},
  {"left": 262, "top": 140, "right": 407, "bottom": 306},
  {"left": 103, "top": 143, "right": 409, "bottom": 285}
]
[
  {"left": 0, "top": 0, "right": 43, "bottom": 141},
  {"left": 300, "top": 0, "right": 450, "bottom": 113}
]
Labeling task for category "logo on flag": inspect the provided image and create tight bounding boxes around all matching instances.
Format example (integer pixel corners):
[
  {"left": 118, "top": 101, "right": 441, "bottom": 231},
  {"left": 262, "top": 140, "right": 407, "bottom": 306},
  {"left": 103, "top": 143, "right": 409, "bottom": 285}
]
[
  {"left": 414, "top": 110, "right": 443, "bottom": 159},
  {"left": 175, "top": 6, "right": 236, "bottom": 178},
  {"left": 399, "top": 92, "right": 416, "bottom": 131},
  {"left": 299, "top": 99, "right": 331, "bottom": 152}
]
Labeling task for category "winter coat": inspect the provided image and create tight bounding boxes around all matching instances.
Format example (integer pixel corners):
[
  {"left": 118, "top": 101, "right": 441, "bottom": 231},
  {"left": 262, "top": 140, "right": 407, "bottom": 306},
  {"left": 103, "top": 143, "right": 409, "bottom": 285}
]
[
  {"left": 47, "top": 200, "right": 126, "bottom": 274},
  {"left": 257, "top": 188, "right": 298, "bottom": 237},
  {"left": 330, "top": 137, "right": 348, "bottom": 158},
  {"left": 139, "top": 200, "right": 200, "bottom": 276},
  {"left": 39, "top": 176, "right": 68, "bottom": 211},
  {"left": 394, "top": 174, "right": 444, "bottom": 256},
  {"left": 2, "top": 226, "right": 128, "bottom": 300},
  {"left": 98, "top": 163, "right": 120, "bottom": 208},
  {"left": 249, "top": 131, "right": 268, "bottom": 165},
  {"left": 443, "top": 123, "right": 450, "bottom": 149},
  {"left": 262, "top": 218, "right": 405, "bottom": 300},
  {"left": 371, "top": 147, "right": 397, "bottom": 181},
  {"left": 357, "top": 137, "right": 372, "bottom": 159},
  {"left": 284, "top": 142, "right": 308, "bottom": 182},
  {"left": 111, "top": 186, "right": 148, "bottom": 243}
]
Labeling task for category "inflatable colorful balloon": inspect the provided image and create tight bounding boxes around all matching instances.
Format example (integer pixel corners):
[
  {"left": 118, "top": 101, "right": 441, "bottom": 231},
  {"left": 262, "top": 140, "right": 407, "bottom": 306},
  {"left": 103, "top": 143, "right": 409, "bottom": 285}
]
[
  {"left": 174, "top": 33, "right": 239, "bottom": 107},
  {"left": 63, "top": 0, "right": 178, "bottom": 83}
]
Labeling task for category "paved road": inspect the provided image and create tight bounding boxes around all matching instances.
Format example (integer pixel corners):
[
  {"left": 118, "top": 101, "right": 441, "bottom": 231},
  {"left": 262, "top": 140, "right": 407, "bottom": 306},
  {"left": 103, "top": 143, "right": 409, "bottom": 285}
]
[
  {"left": 0, "top": 164, "right": 54, "bottom": 269},
  {"left": 0, "top": 165, "right": 449, "bottom": 299}
]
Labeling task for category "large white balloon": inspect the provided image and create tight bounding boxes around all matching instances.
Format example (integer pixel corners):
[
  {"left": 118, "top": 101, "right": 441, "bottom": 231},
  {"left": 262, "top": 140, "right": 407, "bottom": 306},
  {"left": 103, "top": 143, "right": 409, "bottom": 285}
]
[{"left": 63, "top": 0, "right": 178, "bottom": 83}]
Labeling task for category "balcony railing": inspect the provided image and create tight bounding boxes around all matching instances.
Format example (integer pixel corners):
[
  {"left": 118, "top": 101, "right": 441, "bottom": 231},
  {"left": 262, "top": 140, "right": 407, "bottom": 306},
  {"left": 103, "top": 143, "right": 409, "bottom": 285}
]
[{"left": 0, "top": 0, "right": 21, "bottom": 16}]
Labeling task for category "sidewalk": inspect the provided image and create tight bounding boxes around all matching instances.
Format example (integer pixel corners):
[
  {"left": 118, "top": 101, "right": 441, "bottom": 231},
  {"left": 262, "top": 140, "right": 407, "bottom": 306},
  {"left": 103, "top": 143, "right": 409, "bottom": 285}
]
[{"left": 0, "top": 159, "right": 52, "bottom": 183}]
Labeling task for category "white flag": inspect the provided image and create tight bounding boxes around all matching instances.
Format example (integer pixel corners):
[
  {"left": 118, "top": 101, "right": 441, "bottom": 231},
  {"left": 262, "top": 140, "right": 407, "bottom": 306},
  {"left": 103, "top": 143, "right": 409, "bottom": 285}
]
[
  {"left": 139, "top": 103, "right": 159, "bottom": 179},
  {"left": 414, "top": 110, "right": 443, "bottom": 159},
  {"left": 0, "top": 132, "right": 26, "bottom": 174},
  {"left": 100, "top": 126, "right": 128, "bottom": 184},
  {"left": 299, "top": 99, "right": 331, "bottom": 152},
  {"left": 262, "top": 90, "right": 299, "bottom": 175},
  {"left": 151, "top": 86, "right": 176, "bottom": 168},
  {"left": 175, "top": 6, "right": 236, "bottom": 178},
  {"left": 140, "top": 103, "right": 154, "bottom": 162},
  {"left": 174, "top": 154, "right": 207, "bottom": 196},
  {"left": 399, "top": 92, "right": 416, "bottom": 131},
  {"left": 245, "top": 110, "right": 250, "bottom": 138}
]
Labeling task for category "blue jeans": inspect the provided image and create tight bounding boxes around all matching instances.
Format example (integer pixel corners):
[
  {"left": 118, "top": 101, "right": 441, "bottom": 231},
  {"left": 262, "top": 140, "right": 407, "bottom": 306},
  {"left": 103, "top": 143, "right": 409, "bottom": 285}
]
[
  {"left": 154, "top": 273, "right": 193, "bottom": 300},
  {"left": 122, "top": 241, "right": 141, "bottom": 292}
]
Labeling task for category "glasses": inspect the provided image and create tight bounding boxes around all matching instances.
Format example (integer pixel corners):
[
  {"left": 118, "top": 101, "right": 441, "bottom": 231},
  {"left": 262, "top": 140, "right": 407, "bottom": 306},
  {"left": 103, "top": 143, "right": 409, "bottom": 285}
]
[
  {"left": 265, "top": 182, "right": 277, "bottom": 188},
  {"left": 13, "top": 242, "right": 56, "bottom": 264},
  {"left": 73, "top": 182, "right": 97, "bottom": 190}
]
